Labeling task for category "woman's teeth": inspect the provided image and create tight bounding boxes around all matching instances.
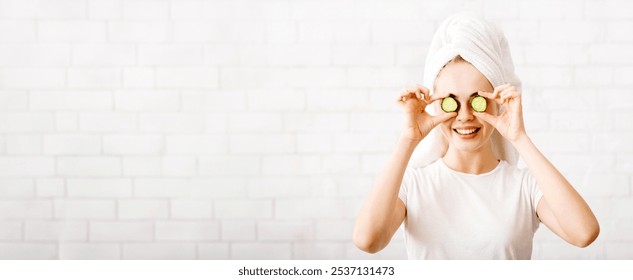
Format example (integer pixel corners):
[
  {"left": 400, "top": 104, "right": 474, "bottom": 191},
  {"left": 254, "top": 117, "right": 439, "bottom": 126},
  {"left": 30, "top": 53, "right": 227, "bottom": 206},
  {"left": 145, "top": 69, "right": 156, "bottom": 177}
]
[{"left": 454, "top": 128, "right": 480, "bottom": 135}]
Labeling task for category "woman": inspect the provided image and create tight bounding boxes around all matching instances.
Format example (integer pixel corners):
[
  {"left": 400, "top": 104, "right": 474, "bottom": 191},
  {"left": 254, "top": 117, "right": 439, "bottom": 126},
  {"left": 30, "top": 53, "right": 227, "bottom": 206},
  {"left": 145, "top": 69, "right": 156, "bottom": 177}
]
[{"left": 352, "top": 12, "right": 599, "bottom": 259}]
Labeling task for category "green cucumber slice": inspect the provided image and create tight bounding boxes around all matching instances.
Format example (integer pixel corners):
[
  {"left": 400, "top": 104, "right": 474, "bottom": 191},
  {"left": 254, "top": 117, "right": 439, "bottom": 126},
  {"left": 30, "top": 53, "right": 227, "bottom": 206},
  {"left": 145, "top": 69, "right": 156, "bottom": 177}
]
[
  {"left": 441, "top": 97, "right": 458, "bottom": 113},
  {"left": 470, "top": 95, "right": 487, "bottom": 112}
]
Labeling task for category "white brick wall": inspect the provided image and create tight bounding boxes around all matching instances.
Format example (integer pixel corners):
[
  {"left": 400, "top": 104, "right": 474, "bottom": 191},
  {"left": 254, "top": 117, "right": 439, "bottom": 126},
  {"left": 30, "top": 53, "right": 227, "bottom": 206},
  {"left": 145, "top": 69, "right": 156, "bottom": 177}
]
[{"left": 0, "top": 0, "right": 631, "bottom": 260}]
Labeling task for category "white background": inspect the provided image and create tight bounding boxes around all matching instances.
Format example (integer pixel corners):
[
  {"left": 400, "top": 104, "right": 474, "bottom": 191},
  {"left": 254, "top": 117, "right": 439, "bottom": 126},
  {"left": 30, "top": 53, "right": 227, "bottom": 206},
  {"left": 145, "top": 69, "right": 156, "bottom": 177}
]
[{"left": 0, "top": 0, "right": 631, "bottom": 259}]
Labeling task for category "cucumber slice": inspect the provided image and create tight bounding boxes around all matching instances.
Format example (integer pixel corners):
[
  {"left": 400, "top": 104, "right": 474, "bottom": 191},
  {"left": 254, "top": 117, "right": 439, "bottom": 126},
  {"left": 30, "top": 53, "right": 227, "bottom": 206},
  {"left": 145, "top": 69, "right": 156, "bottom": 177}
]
[
  {"left": 470, "top": 95, "right": 487, "bottom": 112},
  {"left": 441, "top": 97, "right": 458, "bottom": 113}
]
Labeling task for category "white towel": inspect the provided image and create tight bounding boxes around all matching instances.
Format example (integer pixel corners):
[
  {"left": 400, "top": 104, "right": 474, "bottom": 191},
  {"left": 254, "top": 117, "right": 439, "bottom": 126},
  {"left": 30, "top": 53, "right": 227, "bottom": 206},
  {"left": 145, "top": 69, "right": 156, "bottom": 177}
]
[{"left": 409, "top": 12, "right": 521, "bottom": 168}]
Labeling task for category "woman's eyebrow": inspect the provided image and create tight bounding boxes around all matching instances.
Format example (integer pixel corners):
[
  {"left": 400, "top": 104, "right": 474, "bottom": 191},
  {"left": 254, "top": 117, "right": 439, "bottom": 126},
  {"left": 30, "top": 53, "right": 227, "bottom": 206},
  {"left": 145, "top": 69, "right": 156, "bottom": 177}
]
[{"left": 470, "top": 92, "right": 479, "bottom": 97}]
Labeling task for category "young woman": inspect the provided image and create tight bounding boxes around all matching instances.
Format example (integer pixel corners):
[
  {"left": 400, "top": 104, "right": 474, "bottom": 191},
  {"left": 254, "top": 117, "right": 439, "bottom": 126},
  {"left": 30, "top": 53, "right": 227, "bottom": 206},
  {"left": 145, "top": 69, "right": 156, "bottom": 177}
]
[{"left": 352, "top": 13, "right": 599, "bottom": 259}]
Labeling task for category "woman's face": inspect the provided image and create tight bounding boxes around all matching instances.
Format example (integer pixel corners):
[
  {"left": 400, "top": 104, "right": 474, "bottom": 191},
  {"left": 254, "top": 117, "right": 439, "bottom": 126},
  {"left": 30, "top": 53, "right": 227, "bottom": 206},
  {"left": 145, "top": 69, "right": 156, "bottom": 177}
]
[{"left": 434, "top": 60, "right": 498, "bottom": 153}]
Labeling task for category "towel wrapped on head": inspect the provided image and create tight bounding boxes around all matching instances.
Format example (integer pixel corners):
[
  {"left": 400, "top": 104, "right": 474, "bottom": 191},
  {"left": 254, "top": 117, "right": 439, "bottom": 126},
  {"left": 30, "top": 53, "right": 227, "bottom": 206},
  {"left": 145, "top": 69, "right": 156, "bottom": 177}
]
[{"left": 409, "top": 12, "right": 521, "bottom": 168}]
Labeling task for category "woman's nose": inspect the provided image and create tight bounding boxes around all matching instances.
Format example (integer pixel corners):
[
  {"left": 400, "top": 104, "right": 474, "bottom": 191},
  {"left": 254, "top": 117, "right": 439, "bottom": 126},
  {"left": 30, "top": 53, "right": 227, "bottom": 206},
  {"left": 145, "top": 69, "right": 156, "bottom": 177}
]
[{"left": 456, "top": 101, "right": 474, "bottom": 122}]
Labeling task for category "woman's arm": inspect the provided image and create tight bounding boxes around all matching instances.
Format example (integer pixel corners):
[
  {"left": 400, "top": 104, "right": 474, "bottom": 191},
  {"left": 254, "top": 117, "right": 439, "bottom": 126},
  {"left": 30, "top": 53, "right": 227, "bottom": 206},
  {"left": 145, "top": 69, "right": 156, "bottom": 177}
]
[
  {"left": 513, "top": 136, "right": 599, "bottom": 247},
  {"left": 352, "top": 136, "right": 416, "bottom": 253},
  {"left": 353, "top": 85, "right": 455, "bottom": 253},
  {"left": 475, "top": 84, "right": 599, "bottom": 247}
]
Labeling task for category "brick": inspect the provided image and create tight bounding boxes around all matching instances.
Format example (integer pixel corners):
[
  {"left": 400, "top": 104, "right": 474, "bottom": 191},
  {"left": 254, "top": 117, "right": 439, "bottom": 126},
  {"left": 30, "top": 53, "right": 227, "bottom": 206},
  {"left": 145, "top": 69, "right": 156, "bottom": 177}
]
[
  {"left": 323, "top": 155, "right": 361, "bottom": 175},
  {"left": 574, "top": 67, "right": 613, "bottom": 87},
  {"left": 221, "top": 220, "right": 255, "bottom": 241},
  {"left": 31, "top": 90, "right": 112, "bottom": 111},
  {"left": 114, "top": 90, "right": 178, "bottom": 112},
  {"left": 72, "top": 43, "right": 135, "bottom": 65},
  {"left": 0, "top": 68, "right": 65, "bottom": 89},
  {"left": 118, "top": 200, "right": 168, "bottom": 219},
  {"left": 297, "top": 21, "right": 332, "bottom": 43},
  {"left": 247, "top": 177, "right": 312, "bottom": 198},
  {"left": 123, "top": 243, "right": 195, "bottom": 260},
  {"left": 517, "top": 66, "right": 573, "bottom": 87},
  {"left": 607, "top": 21, "right": 633, "bottom": 42},
  {"left": 284, "top": 113, "right": 348, "bottom": 132},
  {"left": 247, "top": 89, "right": 305, "bottom": 111},
  {"left": 162, "top": 156, "right": 196, "bottom": 177},
  {"left": 0, "top": 91, "right": 28, "bottom": 111},
  {"left": 197, "top": 243, "right": 229, "bottom": 259},
  {"left": 190, "top": 178, "right": 247, "bottom": 198},
  {"left": 0, "top": 244, "right": 56, "bottom": 260},
  {"left": 539, "top": 21, "right": 604, "bottom": 44},
  {"left": 55, "top": 112, "right": 79, "bottom": 132},
  {"left": 258, "top": 221, "right": 313, "bottom": 241},
  {"left": 333, "top": 21, "right": 370, "bottom": 43},
  {"left": 337, "top": 176, "right": 373, "bottom": 198},
  {"left": 297, "top": 133, "right": 332, "bottom": 153},
  {"left": 139, "top": 44, "right": 203, "bottom": 65},
  {"left": 156, "top": 67, "right": 219, "bottom": 88},
  {"left": 614, "top": 67, "right": 633, "bottom": 86},
  {"left": 0, "top": 43, "right": 69, "bottom": 66},
  {"left": 103, "top": 134, "right": 162, "bottom": 155},
  {"left": 291, "top": 1, "right": 363, "bottom": 20},
  {"left": 334, "top": 133, "right": 398, "bottom": 153},
  {"left": 332, "top": 44, "right": 393, "bottom": 66},
  {"left": 55, "top": 199, "right": 115, "bottom": 219},
  {"left": 170, "top": 199, "right": 213, "bottom": 219},
  {"left": 38, "top": 20, "right": 106, "bottom": 42},
  {"left": 347, "top": 66, "right": 420, "bottom": 88},
  {"left": 170, "top": 0, "right": 204, "bottom": 19},
  {"left": 122, "top": 67, "right": 155, "bottom": 88},
  {"left": 68, "top": 68, "right": 121, "bottom": 89},
  {"left": 592, "top": 133, "right": 633, "bottom": 153},
  {"left": 0, "top": 157, "right": 55, "bottom": 176},
  {"left": 231, "top": 243, "right": 291, "bottom": 259},
  {"left": 6, "top": 134, "right": 42, "bottom": 155},
  {"left": 122, "top": 0, "right": 168, "bottom": 20},
  {"left": 228, "top": 113, "right": 283, "bottom": 133},
  {"left": 590, "top": 45, "right": 633, "bottom": 65},
  {"left": 549, "top": 112, "right": 592, "bottom": 131},
  {"left": 229, "top": 133, "right": 295, "bottom": 154},
  {"left": 483, "top": 0, "right": 519, "bottom": 19},
  {"left": 350, "top": 112, "right": 401, "bottom": 133},
  {"left": 577, "top": 173, "right": 629, "bottom": 198},
  {"left": 361, "top": 153, "right": 390, "bottom": 174},
  {"left": 305, "top": 89, "right": 369, "bottom": 111},
  {"left": 205, "top": 1, "right": 290, "bottom": 20},
  {"left": 586, "top": 0, "right": 633, "bottom": 19},
  {"left": 43, "top": 134, "right": 100, "bottom": 155},
  {"left": 59, "top": 243, "right": 120, "bottom": 259},
  {"left": 134, "top": 178, "right": 190, "bottom": 198},
  {"left": 140, "top": 114, "right": 205, "bottom": 133},
  {"left": 88, "top": 0, "right": 121, "bottom": 19},
  {"left": 315, "top": 220, "right": 354, "bottom": 241},
  {"left": 36, "top": 178, "right": 65, "bottom": 197},
  {"left": 220, "top": 67, "right": 288, "bottom": 89},
  {"left": 293, "top": 242, "right": 346, "bottom": 259},
  {"left": 90, "top": 221, "right": 153, "bottom": 241},
  {"left": 156, "top": 221, "right": 219, "bottom": 241},
  {"left": 523, "top": 45, "right": 589, "bottom": 66},
  {"left": 108, "top": 21, "right": 170, "bottom": 42},
  {"left": 174, "top": 21, "right": 266, "bottom": 43},
  {"left": 261, "top": 155, "right": 322, "bottom": 176},
  {"left": 286, "top": 67, "right": 347, "bottom": 87},
  {"left": 67, "top": 178, "right": 132, "bottom": 198},
  {"left": 198, "top": 155, "right": 260, "bottom": 176},
  {"left": 181, "top": 90, "right": 247, "bottom": 112},
  {"left": 371, "top": 21, "right": 435, "bottom": 43},
  {"left": 214, "top": 199, "right": 272, "bottom": 219},
  {"left": 275, "top": 199, "right": 345, "bottom": 219},
  {"left": 0, "top": 20, "right": 36, "bottom": 41},
  {"left": 0, "top": 221, "right": 22, "bottom": 241},
  {"left": 0, "top": 0, "right": 86, "bottom": 19},
  {"left": 204, "top": 113, "right": 228, "bottom": 133},
  {"left": 0, "top": 178, "right": 33, "bottom": 198},
  {"left": 25, "top": 221, "right": 87, "bottom": 241},
  {"left": 165, "top": 134, "right": 226, "bottom": 154},
  {"left": 122, "top": 156, "right": 161, "bottom": 176},
  {"left": 57, "top": 157, "right": 121, "bottom": 176},
  {"left": 79, "top": 112, "right": 137, "bottom": 132},
  {"left": 518, "top": 0, "right": 583, "bottom": 20}
]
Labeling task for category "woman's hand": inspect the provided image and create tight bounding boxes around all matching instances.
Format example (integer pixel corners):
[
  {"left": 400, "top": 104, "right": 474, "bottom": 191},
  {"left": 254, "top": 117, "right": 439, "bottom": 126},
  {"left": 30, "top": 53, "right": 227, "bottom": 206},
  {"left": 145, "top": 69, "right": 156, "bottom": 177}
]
[
  {"left": 474, "top": 84, "right": 527, "bottom": 143},
  {"left": 397, "top": 84, "right": 456, "bottom": 142}
]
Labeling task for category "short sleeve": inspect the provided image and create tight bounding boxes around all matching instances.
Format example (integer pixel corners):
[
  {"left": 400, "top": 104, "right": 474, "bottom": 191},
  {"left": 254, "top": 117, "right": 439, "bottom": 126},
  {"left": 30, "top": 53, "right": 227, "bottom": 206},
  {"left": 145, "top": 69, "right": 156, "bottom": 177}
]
[
  {"left": 522, "top": 169, "right": 544, "bottom": 217},
  {"left": 398, "top": 167, "right": 416, "bottom": 207}
]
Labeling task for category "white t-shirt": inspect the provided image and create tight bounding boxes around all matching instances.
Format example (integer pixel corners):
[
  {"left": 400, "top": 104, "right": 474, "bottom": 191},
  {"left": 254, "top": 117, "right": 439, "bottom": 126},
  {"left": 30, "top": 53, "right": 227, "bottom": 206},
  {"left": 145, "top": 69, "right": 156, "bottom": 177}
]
[{"left": 398, "top": 158, "right": 543, "bottom": 259}]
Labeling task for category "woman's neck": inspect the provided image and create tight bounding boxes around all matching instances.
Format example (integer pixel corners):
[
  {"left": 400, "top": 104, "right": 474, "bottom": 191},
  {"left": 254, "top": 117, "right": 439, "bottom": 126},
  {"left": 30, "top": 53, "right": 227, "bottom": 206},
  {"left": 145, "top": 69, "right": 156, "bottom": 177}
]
[{"left": 442, "top": 142, "right": 499, "bottom": 174}]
